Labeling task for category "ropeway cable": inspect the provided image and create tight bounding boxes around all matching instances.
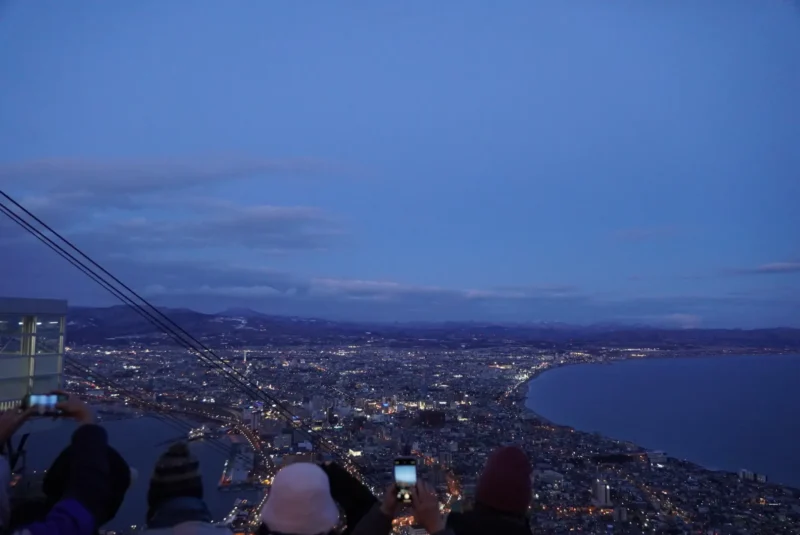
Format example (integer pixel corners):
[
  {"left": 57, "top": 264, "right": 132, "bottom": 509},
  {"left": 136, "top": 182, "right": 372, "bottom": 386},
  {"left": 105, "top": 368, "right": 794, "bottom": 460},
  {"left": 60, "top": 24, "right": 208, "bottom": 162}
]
[
  {"left": 0, "top": 191, "right": 382, "bottom": 490},
  {"left": 0, "top": 197, "right": 323, "bottom": 441},
  {"left": 0, "top": 195, "right": 371, "bottom": 483},
  {"left": 0, "top": 191, "right": 332, "bottom": 433},
  {"left": 0, "top": 192, "right": 380, "bottom": 489}
]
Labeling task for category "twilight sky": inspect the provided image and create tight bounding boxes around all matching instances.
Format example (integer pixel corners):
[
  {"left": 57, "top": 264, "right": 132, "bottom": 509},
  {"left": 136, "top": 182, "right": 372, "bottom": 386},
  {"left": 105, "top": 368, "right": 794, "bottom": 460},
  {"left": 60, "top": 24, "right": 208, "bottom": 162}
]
[{"left": 1, "top": 0, "right": 798, "bottom": 327}]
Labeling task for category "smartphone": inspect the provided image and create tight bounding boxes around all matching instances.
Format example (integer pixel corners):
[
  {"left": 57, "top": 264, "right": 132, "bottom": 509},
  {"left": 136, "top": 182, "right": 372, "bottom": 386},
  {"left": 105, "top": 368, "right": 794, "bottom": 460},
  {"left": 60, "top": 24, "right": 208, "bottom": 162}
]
[
  {"left": 394, "top": 457, "right": 417, "bottom": 503},
  {"left": 21, "top": 393, "right": 68, "bottom": 417}
]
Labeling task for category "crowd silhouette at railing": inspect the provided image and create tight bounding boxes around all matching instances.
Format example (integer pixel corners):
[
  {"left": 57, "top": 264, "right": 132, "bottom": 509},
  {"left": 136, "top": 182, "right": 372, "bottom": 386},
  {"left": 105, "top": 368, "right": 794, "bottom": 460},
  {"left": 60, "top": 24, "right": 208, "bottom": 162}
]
[{"left": 0, "top": 393, "right": 533, "bottom": 535}]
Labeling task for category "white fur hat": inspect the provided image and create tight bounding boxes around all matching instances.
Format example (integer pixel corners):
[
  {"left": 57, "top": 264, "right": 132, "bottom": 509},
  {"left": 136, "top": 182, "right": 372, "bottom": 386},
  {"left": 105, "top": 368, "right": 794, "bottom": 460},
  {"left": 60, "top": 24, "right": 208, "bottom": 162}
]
[{"left": 261, "top": 463, "right": 339, "bottom": 535}]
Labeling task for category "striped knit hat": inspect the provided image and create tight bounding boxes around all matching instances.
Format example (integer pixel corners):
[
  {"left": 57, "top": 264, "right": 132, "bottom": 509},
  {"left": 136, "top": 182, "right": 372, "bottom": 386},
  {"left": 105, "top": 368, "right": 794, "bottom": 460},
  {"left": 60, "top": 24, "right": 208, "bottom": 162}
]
[{"left": 147, "top": 442, "right": 203, "bottom": 516}]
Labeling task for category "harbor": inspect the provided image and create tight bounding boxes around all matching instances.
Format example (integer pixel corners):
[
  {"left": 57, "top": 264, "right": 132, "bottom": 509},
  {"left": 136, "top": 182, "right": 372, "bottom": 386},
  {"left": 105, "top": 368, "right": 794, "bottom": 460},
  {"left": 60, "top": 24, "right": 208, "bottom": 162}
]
[
  {"left": 218, "top": 434, "right": 267, "bottom": 492},
  {"left": 219, "top": 498, "right": 263, "bottom": 533}
]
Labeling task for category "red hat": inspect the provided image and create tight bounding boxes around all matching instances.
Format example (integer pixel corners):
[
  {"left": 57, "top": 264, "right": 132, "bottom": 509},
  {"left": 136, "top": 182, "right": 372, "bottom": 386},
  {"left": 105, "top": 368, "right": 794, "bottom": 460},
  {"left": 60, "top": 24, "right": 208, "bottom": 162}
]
[{"left": 475, "top": 446, "right": 532, "bottom": 515}]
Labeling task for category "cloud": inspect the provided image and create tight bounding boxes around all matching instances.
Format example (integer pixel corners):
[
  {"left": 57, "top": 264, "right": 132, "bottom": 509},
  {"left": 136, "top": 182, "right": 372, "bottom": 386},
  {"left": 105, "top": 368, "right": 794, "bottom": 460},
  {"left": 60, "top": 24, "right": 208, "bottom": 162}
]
[
  {"left": 0, "top": 156, "right": 348, "bottom": 253},
  {"left": 137, "top": 274, "right": 593, "bottom": 318},
  {"left": 123, "top": 273, "right": 800, "bottom": 326},
  {"left": 2, "top": 240, "right": 798, "bottom": 326},
  {"left": 7, "top": 160, "right": 785, "bottom": 326},
  {"left": 1, "top": 201, "right": 343, "bottom": 254},
  {"left": 146, "top": 284, "right": 284, "bottom": 298},
  {"left": 0, "top": 157, "right": 340, "bottom": 194},
  {"left": 487, "top": 284, "right": 582, "bottom": 298},
  {"left": 3, "top": 244, "right": 584, "bottom": 313},
  {"left": 606, "top": 312, "right": 704, "bottom": 329},
  {"left": 0, "top": 156, "right": 348, "bottom": 226},
  {"left": 39, "top": 257, "right": 582, "bottom": 308},
  {"left": 613, "top": 226, "right": 679, "bottom": 242},
  {"left": 307, "top": 278, "right": 448, "bottom": 301},
  {"left": 300, "top": 280, "right": 585, "bottom": 303},
  {"left": 661, "top": 313, "right": 703, "bottom": 329},
  {"left": 727, "top": 262, "right": 800, "bottom": 276},
  {"left": 67, "top": 204, "right": 343, "bottom": 253}
]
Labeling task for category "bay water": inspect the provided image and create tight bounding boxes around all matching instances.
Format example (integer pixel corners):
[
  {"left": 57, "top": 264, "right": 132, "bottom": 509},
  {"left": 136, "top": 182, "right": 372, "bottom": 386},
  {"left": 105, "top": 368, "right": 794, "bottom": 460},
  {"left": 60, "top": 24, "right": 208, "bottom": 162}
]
[{"left": 526, "top": 354, "right": 800, "bottom": 488}]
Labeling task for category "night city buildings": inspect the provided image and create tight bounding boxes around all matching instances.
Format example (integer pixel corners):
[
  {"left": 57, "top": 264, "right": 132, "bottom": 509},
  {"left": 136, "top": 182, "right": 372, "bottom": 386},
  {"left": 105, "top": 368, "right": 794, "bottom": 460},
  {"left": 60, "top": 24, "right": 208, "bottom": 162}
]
[{"left": 1, "top": 299, "right": 799, "bottom": 534}]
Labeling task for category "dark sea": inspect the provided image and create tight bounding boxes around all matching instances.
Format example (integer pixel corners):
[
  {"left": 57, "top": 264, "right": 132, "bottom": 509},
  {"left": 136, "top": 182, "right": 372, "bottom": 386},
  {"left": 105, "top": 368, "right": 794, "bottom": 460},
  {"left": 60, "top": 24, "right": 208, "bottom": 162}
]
[
  {"left": 22, "top": 416, "right": 262, "bottom": 531},
  {"left": 525, "top": 354, "right": 800, "bottom": 488}
]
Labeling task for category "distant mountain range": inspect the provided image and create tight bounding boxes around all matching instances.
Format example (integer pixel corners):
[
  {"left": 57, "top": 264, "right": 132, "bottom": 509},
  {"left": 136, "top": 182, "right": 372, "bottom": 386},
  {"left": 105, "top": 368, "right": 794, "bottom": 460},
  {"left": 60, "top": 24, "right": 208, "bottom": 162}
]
[{"left": 63, "top": 305, "right": 800, "bottom": 350}]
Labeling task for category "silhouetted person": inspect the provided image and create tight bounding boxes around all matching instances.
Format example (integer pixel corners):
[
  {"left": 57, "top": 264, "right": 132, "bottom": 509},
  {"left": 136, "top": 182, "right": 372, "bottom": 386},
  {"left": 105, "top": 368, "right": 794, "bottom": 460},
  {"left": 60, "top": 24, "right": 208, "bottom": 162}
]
[
  {"left": 8, "top": 443, "right": 133, "bottom": 534},
  {"left": 319, "top": 462, "right": 378, "bottom": 535},
  {"left": 446, "top": 446, "right": 533, "bottom": 535},
  {"left": 1, "top": 394, "right": 116, "bottom": 535}
]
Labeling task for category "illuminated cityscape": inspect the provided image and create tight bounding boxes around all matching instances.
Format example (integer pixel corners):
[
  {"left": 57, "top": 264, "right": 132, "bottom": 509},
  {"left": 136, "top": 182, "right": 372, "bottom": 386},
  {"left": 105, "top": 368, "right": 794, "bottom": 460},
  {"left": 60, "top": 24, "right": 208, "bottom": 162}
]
[
  {"left": 45, "top": 313, "right": 800, "bottom": 534},
  {"left": 0, "top": 296, "right": 798, "bottom": 534}
]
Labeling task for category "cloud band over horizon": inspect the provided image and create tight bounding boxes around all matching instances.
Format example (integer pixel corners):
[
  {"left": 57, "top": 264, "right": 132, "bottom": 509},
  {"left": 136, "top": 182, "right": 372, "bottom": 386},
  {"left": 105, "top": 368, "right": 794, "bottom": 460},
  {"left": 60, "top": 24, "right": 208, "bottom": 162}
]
[{"left": 1, "top": 154, "right": 798, "bottom": 328}]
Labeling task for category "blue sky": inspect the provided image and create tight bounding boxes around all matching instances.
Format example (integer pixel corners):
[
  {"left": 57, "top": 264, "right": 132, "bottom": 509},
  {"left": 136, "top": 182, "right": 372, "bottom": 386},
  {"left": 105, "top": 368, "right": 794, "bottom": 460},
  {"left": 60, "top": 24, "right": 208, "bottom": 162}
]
[{"left": 0, "top": 0, "right": 798, "bottom": 327}]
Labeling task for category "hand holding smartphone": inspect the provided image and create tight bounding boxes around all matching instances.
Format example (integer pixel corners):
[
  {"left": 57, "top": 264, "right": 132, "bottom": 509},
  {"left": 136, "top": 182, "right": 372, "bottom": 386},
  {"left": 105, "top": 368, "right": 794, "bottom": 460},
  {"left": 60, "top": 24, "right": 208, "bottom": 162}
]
[
  {"left": 394, "top": 457, "right": 417, "bottom": 503},
  {"left": 21, "top": 393, "right": 69, "bottom": 417}
]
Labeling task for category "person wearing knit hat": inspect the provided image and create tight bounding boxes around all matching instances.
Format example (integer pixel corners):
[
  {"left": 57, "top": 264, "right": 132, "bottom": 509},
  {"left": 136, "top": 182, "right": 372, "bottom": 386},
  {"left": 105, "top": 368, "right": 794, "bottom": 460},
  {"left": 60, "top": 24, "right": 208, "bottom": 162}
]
[
  {"left": 475, "top": 445, "right": 532, "bottom": 514},
  {"left": 260, "top": 463, "right": 340, "bottom": 535},
  {"left": 445, "top": 446, "right": 533, "bottom": 535},
  {"left": 146, "top": 442, "right": 212, "bottom": 529}
]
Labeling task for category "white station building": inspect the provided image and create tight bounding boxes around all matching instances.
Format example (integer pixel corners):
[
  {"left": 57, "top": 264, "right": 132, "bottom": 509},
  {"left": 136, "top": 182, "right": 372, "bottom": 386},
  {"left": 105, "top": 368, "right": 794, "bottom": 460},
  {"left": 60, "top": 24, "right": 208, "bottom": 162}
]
[{"left": 0, "top": 297, "right": 67, "bottom": 411}]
